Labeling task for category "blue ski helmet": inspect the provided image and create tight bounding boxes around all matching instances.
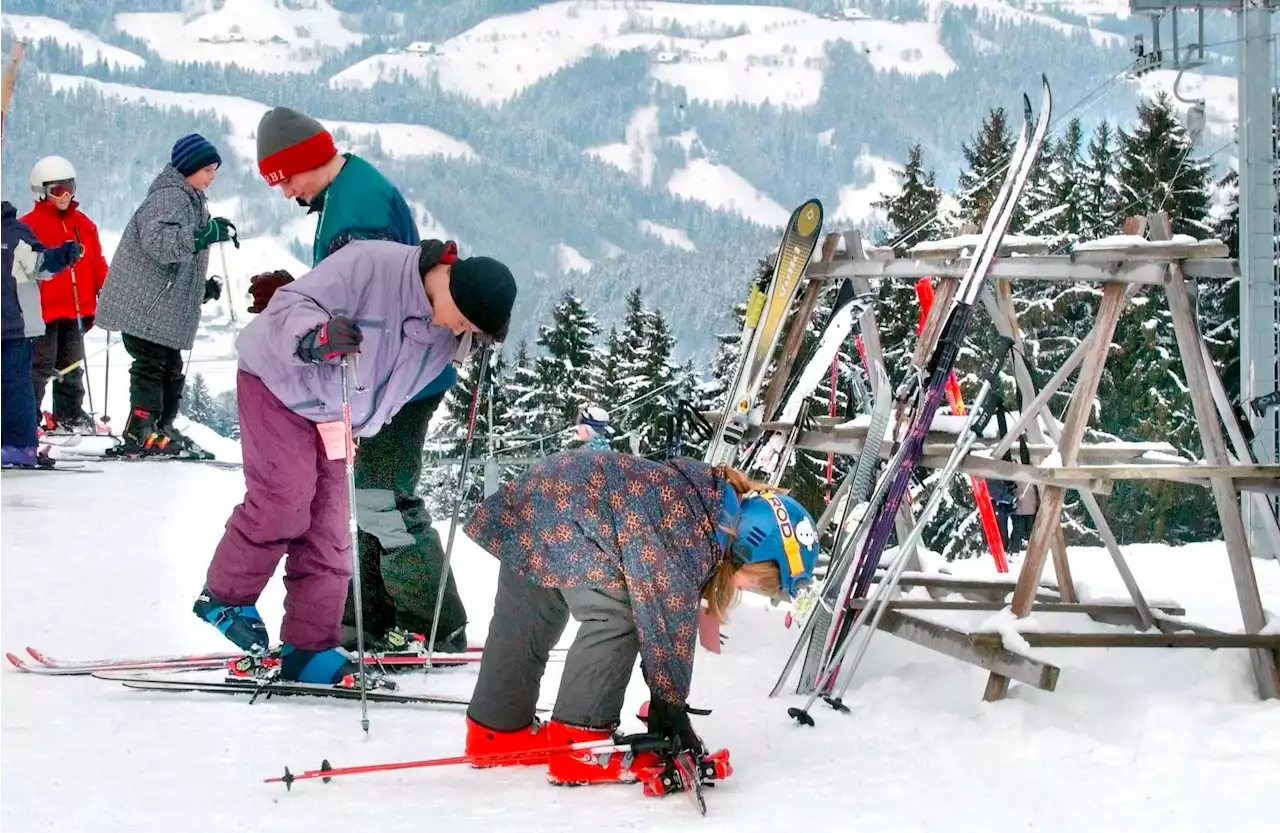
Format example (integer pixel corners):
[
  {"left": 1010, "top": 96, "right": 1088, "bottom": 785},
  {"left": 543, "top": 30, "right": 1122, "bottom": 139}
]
[{"left": 730, "top": 491, "right": 820, "bottom": 597}]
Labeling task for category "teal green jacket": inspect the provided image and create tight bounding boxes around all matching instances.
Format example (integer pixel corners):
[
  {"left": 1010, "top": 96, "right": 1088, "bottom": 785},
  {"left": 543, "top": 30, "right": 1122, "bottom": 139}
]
[
  {"left": 312, "top": 154, "right": 420, "bottom": 266},
  {"left": 310, "top": 154, "right": 456, "bottom": 396}
]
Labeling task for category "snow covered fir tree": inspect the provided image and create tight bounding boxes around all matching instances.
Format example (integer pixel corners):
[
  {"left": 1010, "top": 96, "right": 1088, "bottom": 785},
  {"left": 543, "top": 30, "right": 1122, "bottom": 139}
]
[{"left": 2, "top": 3, "right": 1277, "bottom": 830}]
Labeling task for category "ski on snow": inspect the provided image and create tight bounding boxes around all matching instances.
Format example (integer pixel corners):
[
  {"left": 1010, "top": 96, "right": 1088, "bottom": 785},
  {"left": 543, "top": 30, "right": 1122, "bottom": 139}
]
[{"left": 93, "top": 671, "right": 474, "bottom": 708}]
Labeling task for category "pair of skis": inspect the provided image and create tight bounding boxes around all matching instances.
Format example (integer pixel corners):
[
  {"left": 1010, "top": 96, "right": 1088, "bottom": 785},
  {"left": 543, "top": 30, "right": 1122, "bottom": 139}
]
[
  {"left": 775, "top": 75, "right": 1053, "bottom": 710},
  {"left": 705, "top": 200, "right": 825, "bottom": 467}
]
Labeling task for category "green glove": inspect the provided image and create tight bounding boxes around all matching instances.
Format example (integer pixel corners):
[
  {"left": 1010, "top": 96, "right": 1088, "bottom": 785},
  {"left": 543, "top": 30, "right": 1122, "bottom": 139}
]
[{"left": 194, "top": 217, "right": 238, "bottom": 252}]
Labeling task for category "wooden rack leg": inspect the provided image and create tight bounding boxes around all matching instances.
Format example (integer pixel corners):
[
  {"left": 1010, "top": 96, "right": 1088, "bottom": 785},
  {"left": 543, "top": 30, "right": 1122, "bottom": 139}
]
[
  {"left": 1151, "top": 212, "right": 1280, "bottom": 699},
  {"left": 1200, "top": 341, "right": 1280, "bottom": 561},
  {"left": 984, "top": 286, "right": 1150, "bottom": 625},
  {"left": 984, "top": 281, "right": 1129, "bottom": 702}
]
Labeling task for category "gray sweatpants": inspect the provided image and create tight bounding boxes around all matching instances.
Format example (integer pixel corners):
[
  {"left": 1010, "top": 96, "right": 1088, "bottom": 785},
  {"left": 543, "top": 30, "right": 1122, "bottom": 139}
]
[{"left": 468, "top": 564, "right": 639, "bottom": 732}]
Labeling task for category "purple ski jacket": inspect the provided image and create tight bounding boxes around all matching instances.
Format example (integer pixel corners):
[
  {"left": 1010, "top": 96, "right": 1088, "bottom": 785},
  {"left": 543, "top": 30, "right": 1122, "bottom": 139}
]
[
  {"left": 235, "top": 240, "right": 459, "bottom": 438},
  {"left": 465, "top": 450, "right": 731, "bottom": 705}
]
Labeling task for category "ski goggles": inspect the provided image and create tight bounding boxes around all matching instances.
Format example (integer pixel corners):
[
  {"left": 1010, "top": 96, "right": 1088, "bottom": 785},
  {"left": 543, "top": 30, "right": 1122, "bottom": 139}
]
[{"left": 44, "top": 180, "right": 76, "bottom": 198}]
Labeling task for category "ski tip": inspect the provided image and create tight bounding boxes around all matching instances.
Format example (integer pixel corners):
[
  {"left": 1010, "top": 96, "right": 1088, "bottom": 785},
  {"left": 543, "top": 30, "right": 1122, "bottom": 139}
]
[
  {"left": 25, "top": 646, "right": 47, "bottom": 662},
  {"left": 6, "top": 652, "right": 29, "bottom": 671}
]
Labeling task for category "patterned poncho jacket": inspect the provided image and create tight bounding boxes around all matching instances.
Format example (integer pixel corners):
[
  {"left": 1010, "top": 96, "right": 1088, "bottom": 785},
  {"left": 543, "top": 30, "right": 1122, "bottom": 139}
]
[{"left": 465, "top": 450, "right": 729, "bottom": 705}]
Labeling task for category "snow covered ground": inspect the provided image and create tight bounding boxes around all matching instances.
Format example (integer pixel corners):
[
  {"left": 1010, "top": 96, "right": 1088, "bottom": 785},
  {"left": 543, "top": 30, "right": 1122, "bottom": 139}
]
[{"left": 3, "top": 458, "right": 1278, "bottom": 831}]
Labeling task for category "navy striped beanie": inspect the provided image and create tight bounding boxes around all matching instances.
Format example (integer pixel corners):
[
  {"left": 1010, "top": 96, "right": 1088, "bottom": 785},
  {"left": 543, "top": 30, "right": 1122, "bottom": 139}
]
[{"left": 171, "top": 133, "right": 222, "bottom": 177}]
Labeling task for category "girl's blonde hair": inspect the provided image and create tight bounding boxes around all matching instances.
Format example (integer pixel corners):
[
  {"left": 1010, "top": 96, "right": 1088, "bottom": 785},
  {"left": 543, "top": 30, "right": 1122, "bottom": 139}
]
[{"left": 701, "top": 466, "right": 784, "bottom": 623}]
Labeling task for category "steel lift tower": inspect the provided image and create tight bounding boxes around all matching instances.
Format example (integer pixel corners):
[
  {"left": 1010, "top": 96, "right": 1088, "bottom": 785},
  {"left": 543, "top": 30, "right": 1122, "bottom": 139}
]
[{"left": 1131, "top": 0, "right": 1278, "bottom": 559}]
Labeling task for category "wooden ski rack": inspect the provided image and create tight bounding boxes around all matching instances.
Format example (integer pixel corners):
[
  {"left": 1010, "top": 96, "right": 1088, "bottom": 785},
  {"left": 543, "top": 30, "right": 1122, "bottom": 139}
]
[{"left": 766, "top": 213, "right": 1280, "bottom": 703}]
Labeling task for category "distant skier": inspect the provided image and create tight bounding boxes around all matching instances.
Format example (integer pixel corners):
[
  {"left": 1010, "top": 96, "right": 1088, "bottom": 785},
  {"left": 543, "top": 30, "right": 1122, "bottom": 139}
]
[
  {"left": 463, "top": 450, "right": 819, "bottom": 788},
  {"left": 95, "top": 134, "right": 235, "bottom": 458},
  {"left": 194, "top": 239, "right": 516, "bottom": 685},
  {"left": 575, "top": 404, "right": 612, "bottom": 450},
  {"left": 245, "top": 105, "right": 472, "bottom": 657},
  {"left": 22, "top": 156, "right": 110, "bottom": 433},
  {"left": 2, "top": 201, "right": 83, "bottom": 468}
]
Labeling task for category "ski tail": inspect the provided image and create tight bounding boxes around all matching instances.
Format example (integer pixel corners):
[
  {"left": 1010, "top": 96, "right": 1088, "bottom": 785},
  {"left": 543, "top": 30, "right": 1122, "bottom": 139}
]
[{"left": 706, "top": 199, "right": 824, "bottom": 465}]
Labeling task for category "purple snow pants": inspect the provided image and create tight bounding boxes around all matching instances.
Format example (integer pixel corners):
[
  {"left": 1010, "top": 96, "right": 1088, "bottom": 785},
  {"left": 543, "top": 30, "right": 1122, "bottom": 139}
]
[{"left": 204, "top": 370, "right": 351, "bottom": 650}]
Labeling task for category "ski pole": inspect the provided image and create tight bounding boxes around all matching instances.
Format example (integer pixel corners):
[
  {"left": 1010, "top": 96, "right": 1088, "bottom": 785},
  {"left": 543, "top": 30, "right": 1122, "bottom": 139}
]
[
  {"left": 339, "top": 357, "right": 370, "bottom": 734},
  {"left": 266, "top": 737, "right": 636, "bottom": 789},
  {"left": 424, "top": 344, "right": 491, "bottom": 672},
  {"left": 217, "top": 238, "right": 238, "bottom": 327},
  {"left": 101, "top": 331, "right": 110, "bottom": 424},
  {"left": 67, "top": 230, "right": 96, "bottom": 422}
]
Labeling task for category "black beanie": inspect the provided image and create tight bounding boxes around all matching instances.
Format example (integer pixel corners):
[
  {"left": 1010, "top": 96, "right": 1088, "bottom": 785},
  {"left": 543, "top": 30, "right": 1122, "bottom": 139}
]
[{"left": 449, "top": 256, "right": 516, "bottom": 340}]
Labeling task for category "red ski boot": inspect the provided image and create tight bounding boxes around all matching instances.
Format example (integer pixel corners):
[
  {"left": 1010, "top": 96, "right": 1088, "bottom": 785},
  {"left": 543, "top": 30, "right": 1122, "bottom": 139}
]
[
  {"left": 465, "top": 717, "right": 554, "bottom": 768},
  {"left": 544, "top": 720, "right": 662, "bottom": 786}
]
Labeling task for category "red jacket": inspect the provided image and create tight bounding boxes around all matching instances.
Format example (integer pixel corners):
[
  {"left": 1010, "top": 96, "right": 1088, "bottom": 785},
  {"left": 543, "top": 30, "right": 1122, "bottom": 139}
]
[{"left": 21, "top": 199, "right": 109, "bottom": 323}]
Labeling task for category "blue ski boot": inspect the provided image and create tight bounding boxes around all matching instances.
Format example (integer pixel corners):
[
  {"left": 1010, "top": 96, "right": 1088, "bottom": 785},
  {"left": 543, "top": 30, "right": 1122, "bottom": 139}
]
[
  {"left": 193, "top": 586, "right": 269, "bottom": 653},
  {"left": 279, "top": 645, "right": 360, "bottom": 685}
]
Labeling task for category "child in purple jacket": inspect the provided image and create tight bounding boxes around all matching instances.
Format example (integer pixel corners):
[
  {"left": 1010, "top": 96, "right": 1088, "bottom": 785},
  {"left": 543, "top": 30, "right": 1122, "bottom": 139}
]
[{"left": 194, "top": 239, "right": 516, "bottom": 684}]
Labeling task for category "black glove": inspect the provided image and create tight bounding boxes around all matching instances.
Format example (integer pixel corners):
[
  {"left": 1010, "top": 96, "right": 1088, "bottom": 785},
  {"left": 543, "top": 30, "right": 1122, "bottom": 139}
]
[
  {"left": 645, "top": 698, "right": 705, "bottom": 756},
  {"left": 203, "top": 277, "right": 221, "bottom": 303},
  {"left": 297, "top": 315, "right": 362, "bottom": 364},
  {"left": 247, "top": 270, "right": 294, "bottom": 314},
  {"left": 40, "top": 240, "right": 84, "bottom": 274},
  {"left": 194, "top": 217, "right": 238, "bottom": 252}
]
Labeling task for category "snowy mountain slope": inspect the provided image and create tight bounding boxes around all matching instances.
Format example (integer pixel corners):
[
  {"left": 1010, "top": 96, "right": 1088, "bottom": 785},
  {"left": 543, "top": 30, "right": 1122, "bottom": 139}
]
[
  {"left": 639, "top": 219, "right": 697, "bottom": 251},
  {"left": 586, "top": 105, "right": 661, "bottom": 187},
  {"left": 1, "top": 14, "right": 146, "bottom": 69},
  {"left": 3, "top": 463, "right": 1279, "bottom": 832},
  {"left": 44, "top": 74, "right": 477, "bottom": 166},
  {"left": 330, "top": 0, "right": 957, "bottom": 107},
  {"left": 926, "top": 0, "right": 1125, "bottom": 45},
  {"left": 115, "top": 0, "right": 362, "bottom": 74},
  {"left": 667, "top": 158, "right": 792, "bottom": 229},
  {"left": 834, "top": 151, "right": 900, "bottom": 227}
]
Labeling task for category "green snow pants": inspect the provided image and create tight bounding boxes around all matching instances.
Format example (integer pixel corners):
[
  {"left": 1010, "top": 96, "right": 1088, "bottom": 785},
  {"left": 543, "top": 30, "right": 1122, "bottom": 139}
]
[{"left": 340, "top": 392, "right": 469, "bottom": 651}]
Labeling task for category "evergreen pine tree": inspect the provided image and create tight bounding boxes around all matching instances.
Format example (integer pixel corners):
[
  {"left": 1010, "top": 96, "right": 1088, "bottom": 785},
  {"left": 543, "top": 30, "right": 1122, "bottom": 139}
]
[
  {"left": 504, "top": 341, "right": 547, "bottom": 449},
  {"left": 533, "top": 291, "right": 602, "bottom": 445},
  {"left": 957, "top": 107, "right": 1019, "bottom": 230},
  {"left": 1116, "top": 91, "right": 1212, "bottom": 237},
  {"left": 181, "top": 374, "right": 214, "bottom": 425},
  {"left": 1079, "top": 119, "right": 1122, "bottom": 241},
  {"left": 872, "top": 143, "right": 944, "bottom": 255}
]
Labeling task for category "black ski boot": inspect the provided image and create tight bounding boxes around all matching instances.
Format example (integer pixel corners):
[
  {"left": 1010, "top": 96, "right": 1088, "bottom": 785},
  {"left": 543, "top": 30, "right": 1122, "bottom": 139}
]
[
  {"left": 106, "top": 408, "right": 179, "bottom": 458},
  {"left": 193, "top": 586, "right": 270, "bottom": 653}
]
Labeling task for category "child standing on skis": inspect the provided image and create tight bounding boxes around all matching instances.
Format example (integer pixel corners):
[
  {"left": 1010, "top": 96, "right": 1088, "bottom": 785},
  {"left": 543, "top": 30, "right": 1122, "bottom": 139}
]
[
  {"left": 194, "top": 239, "right": 516, "bottom": 685},
  {"left": 95, "top": 134, "right": 234, "bottom": 457},
  {"left": 23, "top": 156, "right": 110, "bottom": 432},
  {"left": 2, "top": 201, "right": 83, "bottom": 467},
  {"left": 462, "top": 450, "right": 820, "bottom": 789}
]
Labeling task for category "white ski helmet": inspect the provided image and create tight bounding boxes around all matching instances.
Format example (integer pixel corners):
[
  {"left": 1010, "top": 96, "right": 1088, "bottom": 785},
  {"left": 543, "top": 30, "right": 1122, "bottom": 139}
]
[
  {"left": 30, "top": 156, "right": 77, "bottom": 197},
  {"left": 579, "top": 405, "right": 611, "bottom": 432}
]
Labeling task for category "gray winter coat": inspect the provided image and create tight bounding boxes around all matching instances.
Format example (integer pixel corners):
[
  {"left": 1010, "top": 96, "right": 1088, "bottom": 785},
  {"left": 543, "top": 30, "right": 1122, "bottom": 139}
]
[{"left": 95, "top": 164, "right": 211, "bottom": 350}]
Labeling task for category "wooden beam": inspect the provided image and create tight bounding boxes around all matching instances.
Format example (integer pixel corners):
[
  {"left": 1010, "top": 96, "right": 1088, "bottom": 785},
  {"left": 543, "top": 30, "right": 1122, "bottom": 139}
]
[
  {"left": 808, "top": 258, "right": 1173, "bottom": 285},
  {"left": 1037, "top": 464, "right": 1280, "bottom": 485},
  {"left": 984, "top": 280, "right": 1131, "bottom": 701},
  {"left": 847, "top": 598, "right": 1185, "bottom": 616},
  {"left": 1066, "top": 238, "right": 1230, "bottom": 261},
  {"left": 1151, "top": 212, "right": 1280, "bottom": 699},
  {"left": 876, "top": 610, "right": 1059, "bottom": 691},
  {"left": 971, "top": 631, "right": 1280, "bottom": 650}
]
